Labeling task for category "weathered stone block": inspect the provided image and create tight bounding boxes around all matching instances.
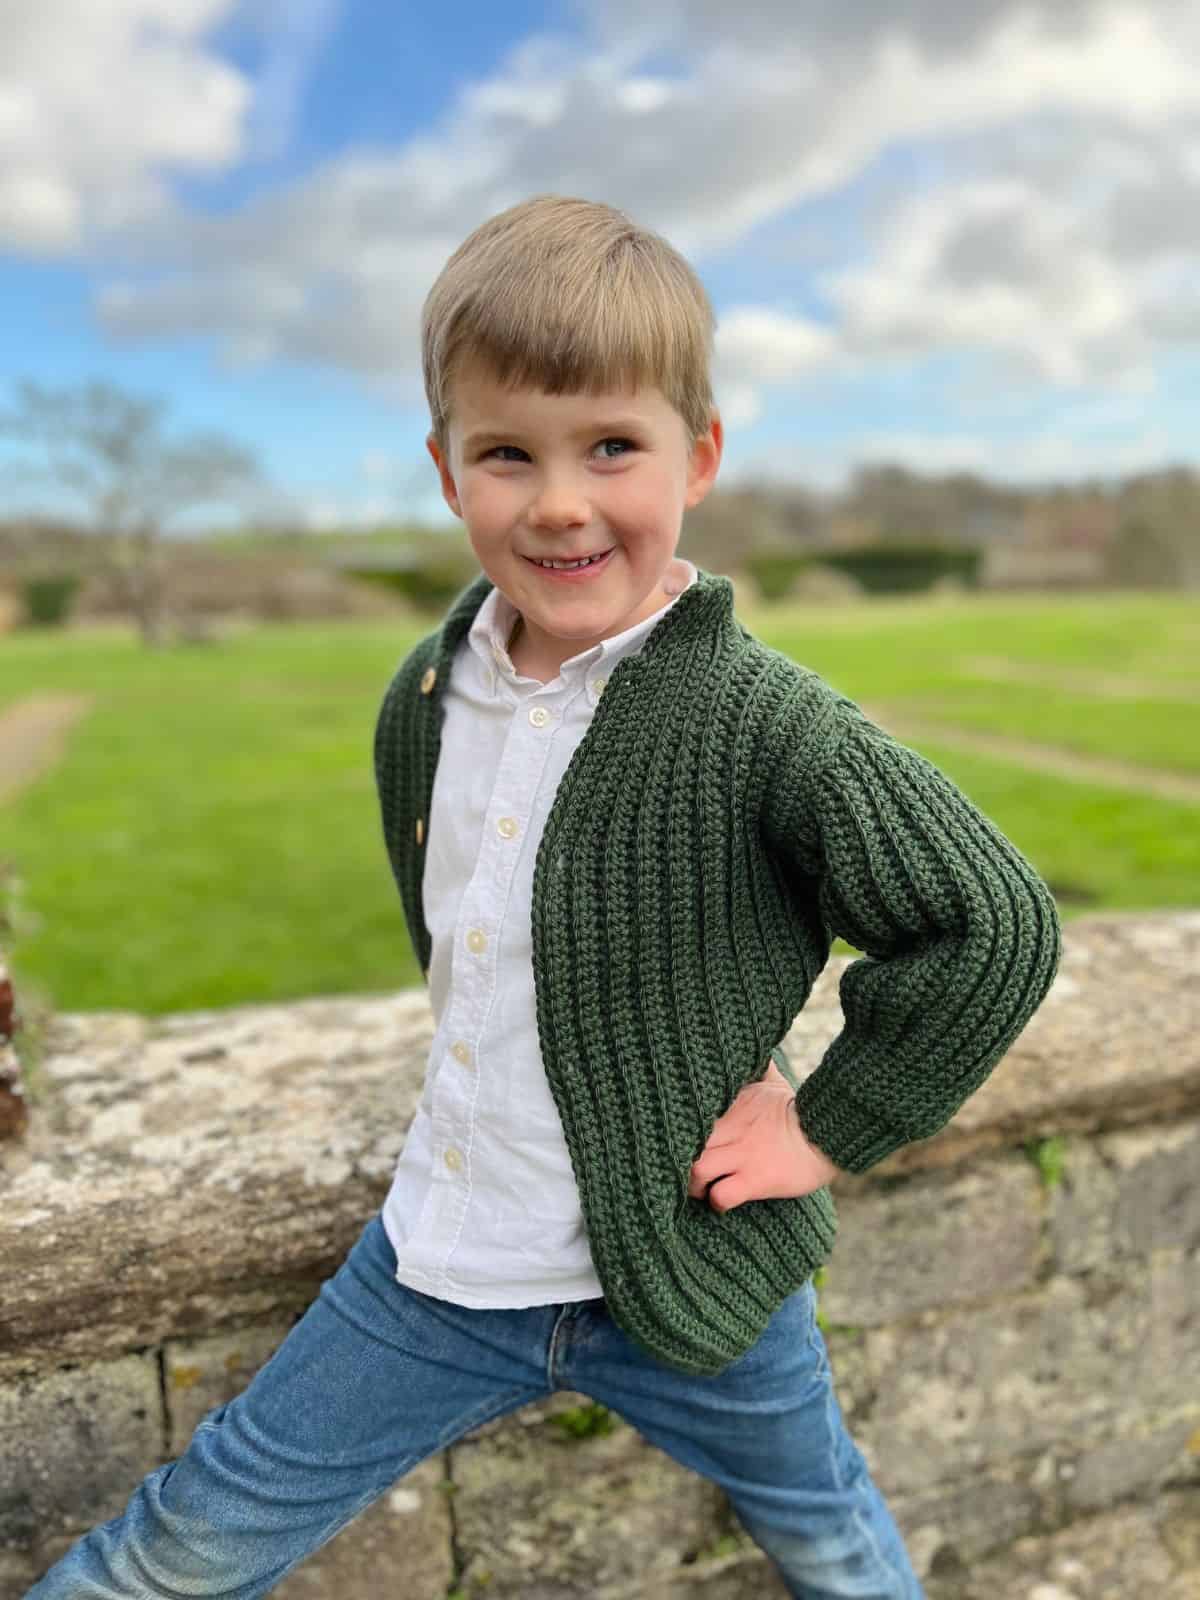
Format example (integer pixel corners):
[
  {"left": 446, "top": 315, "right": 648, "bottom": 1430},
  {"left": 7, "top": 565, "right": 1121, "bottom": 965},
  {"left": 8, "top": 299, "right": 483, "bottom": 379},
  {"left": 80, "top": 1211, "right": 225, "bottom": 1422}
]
[
  {"left": 1064, "top": 1414, "right": 1200, "bottom": 1515},
  {"left": 859, "top": 1246, "right": 1199, "bottom": 1500},
  {"left": 451, "top": 1397, "right": 733, "bottom": 1596},
  {"left": 889, "top": 1465, "right": 1042, "bottom": 1570},
  {"left": 820, "top": 1156, "right": 1040, "bottom": 1327},
  {"left": 1050, "top": 1120, "right": 1200, "bottom": 1274},
  {"left": 0, "top": 1355, "right": 161, "bottom": 1551},
  {"left": 0, "top": 994, "right": 432, "bottom": 1375},
  {"left": 0, "top": 1548, "right": 40, "bottom": 1600},
  {"left": 163, "top": 1321, "right": 294, "bottom": 1447},
  {"left": 924, "top": 1485, "right": 1200, "bottom": 1600},
  {"left": 274, "top": 1456, "right": 452, "bottom": 1599}
]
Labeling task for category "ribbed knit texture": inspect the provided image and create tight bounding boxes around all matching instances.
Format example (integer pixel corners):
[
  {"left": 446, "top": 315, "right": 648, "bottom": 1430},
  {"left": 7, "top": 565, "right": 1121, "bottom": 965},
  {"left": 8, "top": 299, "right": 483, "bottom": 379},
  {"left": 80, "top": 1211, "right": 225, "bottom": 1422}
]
[{"left": 374, "top": 567, "right": 1062, "bottom": 1375}]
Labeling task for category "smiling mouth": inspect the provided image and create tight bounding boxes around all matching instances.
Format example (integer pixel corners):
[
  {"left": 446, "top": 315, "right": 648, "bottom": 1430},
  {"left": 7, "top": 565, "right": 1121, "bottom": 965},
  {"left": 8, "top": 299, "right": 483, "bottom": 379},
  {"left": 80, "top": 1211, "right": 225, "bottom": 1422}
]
[{"left": 524, "top": 550, "right": 614, "bottom": 570}]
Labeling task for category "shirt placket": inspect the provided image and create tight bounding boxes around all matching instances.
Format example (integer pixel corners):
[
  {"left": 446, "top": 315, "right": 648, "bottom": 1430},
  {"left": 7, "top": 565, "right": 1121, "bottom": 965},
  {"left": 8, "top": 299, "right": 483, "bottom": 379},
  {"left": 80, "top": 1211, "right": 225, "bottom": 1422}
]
[{"left": 426, "top": 670, "right": 570, "bottom": 1288}]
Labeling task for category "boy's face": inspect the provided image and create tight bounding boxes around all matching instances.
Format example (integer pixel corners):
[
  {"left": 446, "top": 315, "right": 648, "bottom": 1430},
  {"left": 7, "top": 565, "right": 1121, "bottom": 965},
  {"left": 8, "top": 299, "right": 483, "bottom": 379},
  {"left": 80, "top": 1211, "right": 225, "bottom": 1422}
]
[{"left": 426, "top": 364, "right": 722, "bottom": 676}]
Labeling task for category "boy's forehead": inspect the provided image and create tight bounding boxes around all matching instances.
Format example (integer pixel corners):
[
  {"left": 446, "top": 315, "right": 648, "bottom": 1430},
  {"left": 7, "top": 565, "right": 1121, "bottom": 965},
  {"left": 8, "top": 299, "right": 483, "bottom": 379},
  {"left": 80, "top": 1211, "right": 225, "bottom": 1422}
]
[{"left": 448, "top": 365, "right": 673, "bottom": 431}]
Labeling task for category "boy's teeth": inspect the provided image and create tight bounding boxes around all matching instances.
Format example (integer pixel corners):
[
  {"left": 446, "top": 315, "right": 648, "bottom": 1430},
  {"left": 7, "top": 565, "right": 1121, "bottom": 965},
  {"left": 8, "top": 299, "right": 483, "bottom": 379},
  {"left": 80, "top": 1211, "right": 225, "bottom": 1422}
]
[{"left": 537, "top": 552, "right": 604, "bottom": 569}]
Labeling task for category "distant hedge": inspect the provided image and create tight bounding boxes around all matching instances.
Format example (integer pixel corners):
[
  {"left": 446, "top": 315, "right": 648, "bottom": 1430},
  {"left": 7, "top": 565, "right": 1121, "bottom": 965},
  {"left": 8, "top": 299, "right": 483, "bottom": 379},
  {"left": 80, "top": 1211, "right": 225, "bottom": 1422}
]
[
  {"left": 743, "top": 550, "right": 813, "bottom": 602},
  {"left": 22, "top": 573, "right": 81, "bottom": 626},
  {"left": 341, "top": 553, "right": 478, "bottom": 615},
  {"left": 820, "top": 542, "right": 981, "bottom": 593}
]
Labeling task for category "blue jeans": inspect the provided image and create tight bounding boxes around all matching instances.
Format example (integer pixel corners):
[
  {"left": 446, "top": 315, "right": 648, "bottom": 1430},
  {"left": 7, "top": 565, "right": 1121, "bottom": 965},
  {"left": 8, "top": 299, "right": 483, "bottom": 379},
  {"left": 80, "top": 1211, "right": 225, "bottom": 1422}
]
[{"left": 28, "top": 1211, "right": 924, "bottom": 1599}]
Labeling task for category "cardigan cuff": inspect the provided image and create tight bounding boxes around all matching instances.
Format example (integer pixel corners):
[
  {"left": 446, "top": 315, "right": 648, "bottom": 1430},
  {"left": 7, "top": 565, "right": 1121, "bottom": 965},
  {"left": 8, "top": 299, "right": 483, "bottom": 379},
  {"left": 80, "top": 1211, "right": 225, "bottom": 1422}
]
[
  {"left": 792, "top": 1080, "right": 912, "bottom": 1175},
  {"left": 768, "top": 1042, "right": 801, "bottom": 1092}
]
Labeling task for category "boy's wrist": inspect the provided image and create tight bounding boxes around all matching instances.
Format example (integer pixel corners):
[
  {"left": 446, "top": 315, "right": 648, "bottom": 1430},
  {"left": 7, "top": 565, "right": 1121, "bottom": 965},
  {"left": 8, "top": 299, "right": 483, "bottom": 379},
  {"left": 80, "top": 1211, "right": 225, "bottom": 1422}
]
[
  {"left": 761, "top": 1058, "right": 846, "bottom": 1184},
  {"left": 790, "top": 1106, "right": 846, "bottom": 1184}
]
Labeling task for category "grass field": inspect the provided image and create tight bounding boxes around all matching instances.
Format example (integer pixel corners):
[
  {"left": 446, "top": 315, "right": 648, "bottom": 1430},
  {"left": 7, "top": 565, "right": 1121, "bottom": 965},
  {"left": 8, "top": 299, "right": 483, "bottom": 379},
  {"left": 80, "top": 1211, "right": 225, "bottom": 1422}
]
[{"left": 1, "top": 588, "right": 1197, "bottom": 1017}]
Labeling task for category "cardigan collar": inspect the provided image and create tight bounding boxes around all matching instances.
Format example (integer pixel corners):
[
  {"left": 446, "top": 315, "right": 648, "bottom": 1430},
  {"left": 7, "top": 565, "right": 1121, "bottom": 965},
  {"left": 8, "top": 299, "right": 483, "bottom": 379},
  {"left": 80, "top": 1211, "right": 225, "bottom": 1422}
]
[{"left": 430, "top": 562, "right": 737, "bottom": 687}]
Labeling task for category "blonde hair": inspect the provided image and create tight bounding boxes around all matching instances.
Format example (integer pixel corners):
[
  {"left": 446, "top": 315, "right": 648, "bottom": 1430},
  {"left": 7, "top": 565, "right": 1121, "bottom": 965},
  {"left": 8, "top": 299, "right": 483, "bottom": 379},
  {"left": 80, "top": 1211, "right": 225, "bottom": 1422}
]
[{"left": 422, "top": 195, "right": 715, "bottom": 446}]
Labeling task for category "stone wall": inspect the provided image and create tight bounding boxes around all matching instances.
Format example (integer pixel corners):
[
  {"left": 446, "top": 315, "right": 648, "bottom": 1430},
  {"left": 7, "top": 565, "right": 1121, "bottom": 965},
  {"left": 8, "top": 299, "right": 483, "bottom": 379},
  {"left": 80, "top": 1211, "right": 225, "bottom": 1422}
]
[{"left": 2, "top": 911, "right": 1198, "bottom": 1599}]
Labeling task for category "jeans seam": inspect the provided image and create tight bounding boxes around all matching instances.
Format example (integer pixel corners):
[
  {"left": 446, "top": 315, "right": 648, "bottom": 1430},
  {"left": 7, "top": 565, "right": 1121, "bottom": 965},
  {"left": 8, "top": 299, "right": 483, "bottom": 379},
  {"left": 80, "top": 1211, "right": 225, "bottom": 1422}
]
[{"left": 546, "top": 1304, "right": 574, "bottom": 1389}]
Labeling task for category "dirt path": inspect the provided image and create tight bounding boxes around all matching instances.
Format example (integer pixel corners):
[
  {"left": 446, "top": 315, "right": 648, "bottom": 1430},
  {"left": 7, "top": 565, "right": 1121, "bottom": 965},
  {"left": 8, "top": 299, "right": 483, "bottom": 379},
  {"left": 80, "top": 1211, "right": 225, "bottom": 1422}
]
[
  {"left": 0, "top": 694, "right": 94, "bottom": 805},
  {"left": 958, "top": 654, "right": 1200, "bottom": 702},
  {"left": 863, "top": 704, "right": 1200, "bottom": 805}
]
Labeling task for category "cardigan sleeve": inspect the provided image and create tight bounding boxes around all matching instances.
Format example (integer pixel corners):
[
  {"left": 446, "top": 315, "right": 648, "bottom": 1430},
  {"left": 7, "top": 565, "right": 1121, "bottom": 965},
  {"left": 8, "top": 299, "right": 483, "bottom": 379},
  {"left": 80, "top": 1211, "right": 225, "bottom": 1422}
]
[{"left": 763, "top": 694, "right": 1062, "bottom": 1175}]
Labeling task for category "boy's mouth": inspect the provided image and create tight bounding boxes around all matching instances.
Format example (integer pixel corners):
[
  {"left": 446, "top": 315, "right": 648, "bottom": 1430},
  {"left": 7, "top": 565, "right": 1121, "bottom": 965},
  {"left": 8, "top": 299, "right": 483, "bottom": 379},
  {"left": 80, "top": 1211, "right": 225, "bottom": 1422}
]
[{"left": 523, "top": 548, "right": 615, "bottom": 578}]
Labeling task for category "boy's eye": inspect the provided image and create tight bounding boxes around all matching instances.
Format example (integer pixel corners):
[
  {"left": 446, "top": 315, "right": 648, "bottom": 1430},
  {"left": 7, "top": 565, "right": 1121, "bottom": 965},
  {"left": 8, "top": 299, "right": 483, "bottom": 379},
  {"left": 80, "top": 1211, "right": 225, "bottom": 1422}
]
[{"left": 483, "top": 438, "right": 636, "bottom": 462}]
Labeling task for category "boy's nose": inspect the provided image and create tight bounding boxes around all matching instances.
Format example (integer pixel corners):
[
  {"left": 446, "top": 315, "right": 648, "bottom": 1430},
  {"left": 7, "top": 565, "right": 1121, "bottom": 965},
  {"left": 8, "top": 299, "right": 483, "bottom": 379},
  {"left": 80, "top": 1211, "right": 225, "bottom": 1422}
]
[{"left": 528, "top": 477, "right": 589, "bottom": 530}]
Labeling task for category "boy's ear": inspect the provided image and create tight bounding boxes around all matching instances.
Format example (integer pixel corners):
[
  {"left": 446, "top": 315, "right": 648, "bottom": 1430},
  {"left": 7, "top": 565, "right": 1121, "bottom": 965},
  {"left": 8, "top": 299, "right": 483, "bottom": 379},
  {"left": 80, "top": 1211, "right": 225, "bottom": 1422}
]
[
  {"left": 684, "top": 410, "right": 723, "bottom": 510},
  {"left": 426, "top": 431, "right": 463, "bottom": 520}
]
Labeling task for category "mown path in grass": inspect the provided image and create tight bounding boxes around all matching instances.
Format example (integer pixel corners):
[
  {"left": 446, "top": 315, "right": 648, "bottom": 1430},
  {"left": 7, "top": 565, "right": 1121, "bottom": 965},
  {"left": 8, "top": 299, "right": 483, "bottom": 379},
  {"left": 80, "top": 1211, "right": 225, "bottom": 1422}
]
[
  {"left": 856, "top": 705, "right": 1200, "bottom": 805},
  {"left": 1, "top": 588, "right": 1197, "bottom": 1015},
  {"left": 0, "top": 694, "right": 94, "bottom": 804}
]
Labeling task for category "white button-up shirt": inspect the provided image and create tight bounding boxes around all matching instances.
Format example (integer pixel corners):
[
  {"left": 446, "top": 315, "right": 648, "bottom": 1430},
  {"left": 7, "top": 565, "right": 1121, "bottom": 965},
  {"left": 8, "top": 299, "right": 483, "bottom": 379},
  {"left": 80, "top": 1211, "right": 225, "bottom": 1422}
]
[{"left": 381, "top": 556, "right": 698, "bottom": 1306}]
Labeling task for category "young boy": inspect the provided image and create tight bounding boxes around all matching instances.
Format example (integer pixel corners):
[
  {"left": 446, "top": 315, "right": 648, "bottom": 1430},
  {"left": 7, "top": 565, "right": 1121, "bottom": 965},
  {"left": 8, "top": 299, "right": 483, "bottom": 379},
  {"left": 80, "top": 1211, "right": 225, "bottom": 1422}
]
[{"left": 28, "top": 196, "right": 1062, "bottom": 1600}]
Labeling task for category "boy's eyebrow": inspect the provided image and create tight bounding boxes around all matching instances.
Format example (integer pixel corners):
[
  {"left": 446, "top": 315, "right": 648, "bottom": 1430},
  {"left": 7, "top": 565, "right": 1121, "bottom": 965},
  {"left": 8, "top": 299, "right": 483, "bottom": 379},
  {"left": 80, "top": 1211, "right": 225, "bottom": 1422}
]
[{"left": 462, "top": 417, "right": 651, "bottom": 450}]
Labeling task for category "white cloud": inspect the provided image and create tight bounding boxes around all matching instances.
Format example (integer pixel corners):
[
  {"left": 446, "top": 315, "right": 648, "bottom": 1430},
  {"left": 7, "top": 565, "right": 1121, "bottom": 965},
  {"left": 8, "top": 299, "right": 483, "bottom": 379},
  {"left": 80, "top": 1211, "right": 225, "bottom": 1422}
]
[
  {"left": 729, "top": 421, "right": 1175, "bottom": 494},
  {"left": 716, "top": 309, "right": 838, "bottom": 384},
  {"left": 238, "top": 0, "right": 342, "bottom": 161},
  {"left": 0, "top": 0, "right": 251, "bottom": 253},
  {"left": 35, "top": 0, "right": 1197, "bottom": 418},
  {"left": 824, "top": 178, "right": 1149, "bottom": 385}
]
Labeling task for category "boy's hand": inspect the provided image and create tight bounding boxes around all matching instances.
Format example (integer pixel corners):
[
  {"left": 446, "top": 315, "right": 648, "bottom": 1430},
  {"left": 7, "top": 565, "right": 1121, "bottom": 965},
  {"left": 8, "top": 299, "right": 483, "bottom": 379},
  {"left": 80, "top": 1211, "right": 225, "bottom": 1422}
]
[{"left": 688, "top": 1076, "right": 844, "bottom": 1212}]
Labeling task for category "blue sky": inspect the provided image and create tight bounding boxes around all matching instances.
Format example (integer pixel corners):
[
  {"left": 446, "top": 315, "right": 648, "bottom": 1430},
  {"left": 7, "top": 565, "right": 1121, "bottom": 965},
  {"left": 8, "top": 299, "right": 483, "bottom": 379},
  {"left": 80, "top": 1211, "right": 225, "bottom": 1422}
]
[{"left": 3, "top": 0, "right": 1199, "bottom": 530}]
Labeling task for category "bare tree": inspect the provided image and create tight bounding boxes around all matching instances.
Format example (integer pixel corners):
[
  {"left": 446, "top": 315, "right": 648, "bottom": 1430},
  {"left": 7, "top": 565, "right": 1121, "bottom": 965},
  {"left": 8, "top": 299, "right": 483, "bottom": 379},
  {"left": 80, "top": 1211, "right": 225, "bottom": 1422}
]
[{"left": 0, "top": 379, "right": 261, "bottom": 646}]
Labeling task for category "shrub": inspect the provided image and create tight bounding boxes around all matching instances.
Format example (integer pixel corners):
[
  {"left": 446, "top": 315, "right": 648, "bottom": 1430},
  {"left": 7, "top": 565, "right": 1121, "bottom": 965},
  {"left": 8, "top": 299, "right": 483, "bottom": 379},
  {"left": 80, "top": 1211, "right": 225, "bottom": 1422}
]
[
  {"left": 743, "top": 549, "right": 813, "bottom": 603},
  {"left": 22, "top": 573, "right": 81, "bottom": 626},
  {"left": 820, "top": 542, "right": 980, "bottom": 594},
  {"left": 339, "top": 549, "right": 479, "bottom": 616}
]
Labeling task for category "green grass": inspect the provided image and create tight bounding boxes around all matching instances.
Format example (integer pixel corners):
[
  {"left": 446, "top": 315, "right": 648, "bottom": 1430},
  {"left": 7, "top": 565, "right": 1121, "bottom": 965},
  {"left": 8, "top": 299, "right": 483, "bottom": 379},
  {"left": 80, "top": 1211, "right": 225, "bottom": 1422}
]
[
  {"left": 748, "top": 591, "right": 1200, "bottom": 777},
  {"left": 2, "top": 588, "right": 1197, "bottom": 1016},
  {"left": 1, "top": 618, "right": 428, "bottom": 1012}
]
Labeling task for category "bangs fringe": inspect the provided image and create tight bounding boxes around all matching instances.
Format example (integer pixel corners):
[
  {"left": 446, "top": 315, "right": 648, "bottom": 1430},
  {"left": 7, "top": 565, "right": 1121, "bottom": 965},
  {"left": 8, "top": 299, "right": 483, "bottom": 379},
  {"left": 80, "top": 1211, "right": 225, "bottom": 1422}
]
[{"left": 423, "top": 197, "right": 714, "bottom": 442}]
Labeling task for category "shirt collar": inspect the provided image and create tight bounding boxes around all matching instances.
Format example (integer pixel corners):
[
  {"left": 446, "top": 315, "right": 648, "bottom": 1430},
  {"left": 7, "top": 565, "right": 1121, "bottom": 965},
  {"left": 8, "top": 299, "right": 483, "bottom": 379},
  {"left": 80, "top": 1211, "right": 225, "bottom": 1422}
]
[{"left": 466, "top": 555, "right": 698, "bottom": 685}]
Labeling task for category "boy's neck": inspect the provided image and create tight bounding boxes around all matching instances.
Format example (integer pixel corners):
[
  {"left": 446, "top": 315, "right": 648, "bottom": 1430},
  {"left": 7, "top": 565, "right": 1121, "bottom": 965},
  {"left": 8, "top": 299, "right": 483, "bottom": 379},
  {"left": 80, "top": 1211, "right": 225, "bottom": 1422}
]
[
  {"left": 504, "top": 565, "right": 687, "bottom": 683},
  {"left": 506, "top": 613, "right": 561, "bottom": 684}
]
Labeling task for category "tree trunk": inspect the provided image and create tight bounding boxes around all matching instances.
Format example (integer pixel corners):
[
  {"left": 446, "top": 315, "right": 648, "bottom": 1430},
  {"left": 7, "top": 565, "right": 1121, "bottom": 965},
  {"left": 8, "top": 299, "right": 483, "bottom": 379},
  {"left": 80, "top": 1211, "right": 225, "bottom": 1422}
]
[
  {"left": 107, "top": 523, "right": 169, "bottom": 647},
  {"left": 133, "top": 523, "right": 170, "bottom": 647}
]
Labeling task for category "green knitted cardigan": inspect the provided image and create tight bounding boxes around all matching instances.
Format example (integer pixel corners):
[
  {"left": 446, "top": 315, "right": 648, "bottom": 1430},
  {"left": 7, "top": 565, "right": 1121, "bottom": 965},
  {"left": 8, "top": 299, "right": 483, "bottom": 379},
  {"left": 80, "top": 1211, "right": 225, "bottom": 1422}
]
[{"left": 373, "top": 566, "right": 1062, "bottom": 1375}]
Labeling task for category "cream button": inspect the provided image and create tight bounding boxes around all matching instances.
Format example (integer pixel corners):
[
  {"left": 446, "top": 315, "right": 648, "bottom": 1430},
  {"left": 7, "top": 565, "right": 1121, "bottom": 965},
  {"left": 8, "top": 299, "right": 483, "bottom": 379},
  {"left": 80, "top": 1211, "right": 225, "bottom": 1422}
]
[
  {"left": 451, "top": 1041, "right": 471, "bottom": 1065},
  {"left": 443, "top": 1147, "right": 463, "bottom": 1172},
  {"left": 593, "top": 676, "right": 607, "bottom": 696},
  {"left": 415, "top": 817, "right": 424, "bottom": 845},
  {"left": 465, "top": 928, "right": 487, "bottom": 954},
  {"left": 497, "top": 816, "right": 518, "bottom": 839},
  {"left": 528, "top": 706, "right": 550, "bottom": 727},
  {"left": 420, "top": 666, "right": 436, "bottom": 695}
]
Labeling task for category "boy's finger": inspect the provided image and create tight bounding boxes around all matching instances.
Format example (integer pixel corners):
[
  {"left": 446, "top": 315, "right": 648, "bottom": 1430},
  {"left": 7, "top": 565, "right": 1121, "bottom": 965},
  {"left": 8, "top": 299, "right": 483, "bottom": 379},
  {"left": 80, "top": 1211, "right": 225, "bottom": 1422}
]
[
  {"left": 688, "top": 1153, "right": 736, "bottom": 1197},
  {"left": 706, "top": 1175, "right": 747, "bottom": 1212}
]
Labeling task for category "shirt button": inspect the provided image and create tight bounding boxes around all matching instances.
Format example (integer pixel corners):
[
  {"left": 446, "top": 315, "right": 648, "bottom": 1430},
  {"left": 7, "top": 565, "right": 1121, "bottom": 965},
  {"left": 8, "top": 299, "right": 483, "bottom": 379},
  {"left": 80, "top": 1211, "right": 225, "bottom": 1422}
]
[
  {"left": 496, "top": 816, "right": 518, "bottom": 839},
  {"left": 444, "top": 1147, "right": 463, "bottom": 1172},
  {"left": 593, "top": 676, "right": 607, "bottom": 696},
  {"left": 529, "top": 706, "right": 550, "bottom": 728},
  {"left": 465, "top": 928, "right": 487, "bottom": 954},
  {"left": 420, "top": 666, "right": 437, "bottom": 695},
  {"left": 451, "top": 1041, "right": 472, "bottom": 1065}
]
